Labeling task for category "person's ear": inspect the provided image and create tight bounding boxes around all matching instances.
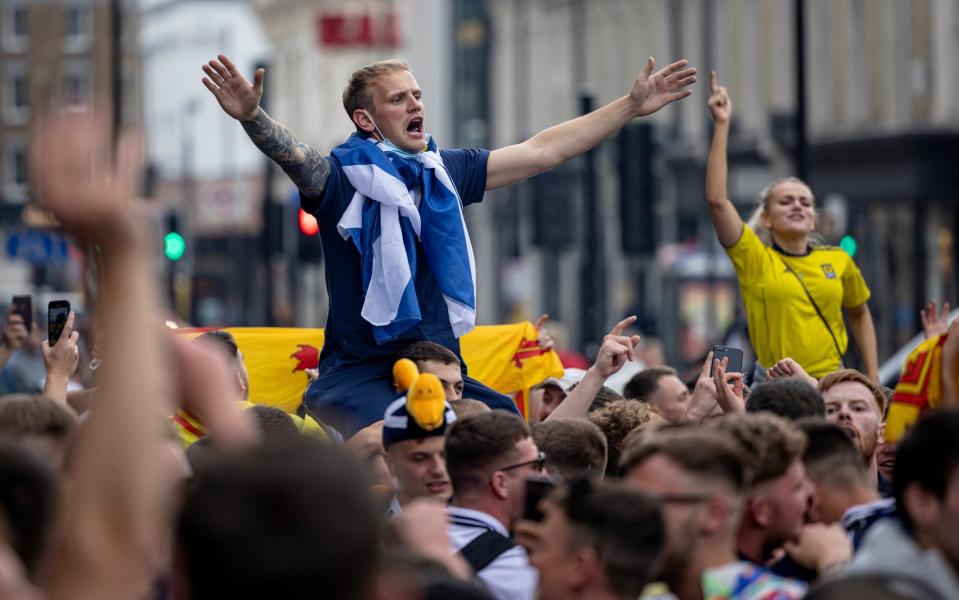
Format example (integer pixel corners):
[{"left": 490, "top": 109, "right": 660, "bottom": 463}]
[
  {"left": 234, "top": 370, "right": 247, "bottom": 395},
  {"left": 749, "top": 495, "right": 770, "bottom": 527},
  {"left": 759, "top": 208, "right": 772, "bottom": 230},
  {"left": 353, "top": 109, "right": 376, "bottom": 135},
  {"left": 877, "top": 420, "right": 886, "bottom": 445},
  {"left": 490, "top": 471, "right": 509, "bottom": 500},
  {"left": 569, "top": 546, "right": 599, "bottom": 590},
  {"left": 700, "top": 494, "right": 728, "bottom": 536}
]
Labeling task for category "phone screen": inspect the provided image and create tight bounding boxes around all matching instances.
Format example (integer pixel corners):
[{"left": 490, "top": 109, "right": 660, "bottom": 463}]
[
  {"left": 12, "top": 295, "right": 32, "bottom": 333},
  {"left": 710, "top": 345, "right": 744, "bottom": 376},
  {"left": 48, "top": 301, "right": 70, "bottom": 345}
]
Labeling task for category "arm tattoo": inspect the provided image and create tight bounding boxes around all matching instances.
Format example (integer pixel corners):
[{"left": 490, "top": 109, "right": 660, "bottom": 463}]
[{"left": 241, "top": 109, "right": 331, "bottom": 197}]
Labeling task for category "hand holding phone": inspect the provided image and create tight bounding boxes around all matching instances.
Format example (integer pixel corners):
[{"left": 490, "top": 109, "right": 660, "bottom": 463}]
[
  {"left": 11, "top": 295, "right": 32, "bottom": 333},
  {"left": 48, "top": 300, "right": 71, "bottom": 345},
  {"left": 710, "top": 345, "right": 744, "bottom": 377}
]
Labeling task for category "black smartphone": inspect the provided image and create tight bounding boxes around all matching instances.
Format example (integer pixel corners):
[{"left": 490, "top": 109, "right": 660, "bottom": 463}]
[
  {"left": 710, "top": 345, "right": 744, "bottom": 376},
  {"left": 523, "top": 477, "right": 556, "bottom": 523},
  {"left": 11, "top": 295, "right": 32, "bottom": 332},
  {"left": 48, "top": 300, "right": 71, "bottom": 345}
]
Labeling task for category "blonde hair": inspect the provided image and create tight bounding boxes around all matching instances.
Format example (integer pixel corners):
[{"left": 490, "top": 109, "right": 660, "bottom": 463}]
[
  {"left": 449, "top": 398, "right": 490, "bottom": 419},
  {"left": 342, "top": 59, "right": 411, "bottom": 124},
  {"left": 746, "top": 177, "right": 822, "bottom": 247}
]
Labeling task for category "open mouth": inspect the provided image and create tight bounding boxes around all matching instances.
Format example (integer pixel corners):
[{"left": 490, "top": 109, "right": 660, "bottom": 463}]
[
  {"left": 841, "top": 425, "right": 858, "bottom": 440},
  {"left": 407, "top": 117, "right": 424, "bottom": 135}
]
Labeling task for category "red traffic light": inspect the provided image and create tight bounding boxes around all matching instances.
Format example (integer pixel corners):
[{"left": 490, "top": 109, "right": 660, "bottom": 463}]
[{"left": 299, "top": 209, "right": 319, "bottom": 236}]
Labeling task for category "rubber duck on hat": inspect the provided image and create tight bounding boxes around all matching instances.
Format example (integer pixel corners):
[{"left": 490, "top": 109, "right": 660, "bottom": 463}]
[{"left": 382, "top": 358, "right": 457, "bottom": 448}]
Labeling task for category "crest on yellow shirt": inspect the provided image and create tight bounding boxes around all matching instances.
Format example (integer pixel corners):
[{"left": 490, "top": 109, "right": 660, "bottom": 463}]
[{"left": 821, "top": 263, "right": 837, "bottom": 279}]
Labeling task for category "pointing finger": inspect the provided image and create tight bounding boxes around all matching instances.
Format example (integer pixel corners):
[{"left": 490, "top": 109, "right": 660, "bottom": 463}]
[
  {"left": 533, "top": 313, "right": 549, "bottom": 331},
  {"left": 710, "top": 70, "right": 718, "bottom": 94},
  {"left": 610, "top": 315, "right": 637, "bottom": 336}
]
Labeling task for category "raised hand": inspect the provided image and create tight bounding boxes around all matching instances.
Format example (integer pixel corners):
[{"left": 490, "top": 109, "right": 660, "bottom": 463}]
[
  {"left": 534, "top": 313, "right": 556, "bottom": 353},
  {"left": 713, "top": 359, "right": 746, "bottom": 414},
  {"left": 921, "top": 300, "right": 951, "bottom": 339},
  {"left": 202, "top": 54, "right": 264, "bottom": 121},
  {"left": 42, "top": 310, "right": 80, "bottom": 380},
  {"left": 707, "top": 70, "right": 732, "bottom": 124},
  {"left": 593, "top": 316, "right": 642, "bottom": 378},
  {"left": 683, "top": 351, "right": 720, "bottom": 423},
  {"left": 766, "top": 357, "right": 818, "bottom": 388},
  {"left": 629, "top": 57, "right": 697, "bottom": 117},
  {"left": 29, "top": 110, "right": 142, "bottom": 249},
  {"left": 2, "top": 307, "right": 28, "bottom": 351}
]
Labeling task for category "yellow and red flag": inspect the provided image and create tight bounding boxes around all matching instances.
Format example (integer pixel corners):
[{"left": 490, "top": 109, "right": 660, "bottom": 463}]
[
  {"left": 177, "top": 322, "right": 563, "bottom": 418},
  {"left": 461, "top": 321, "right": 565, "bottom": 419},
  {"left": 887, "top": 333, "right": 947, "bottom": 443}
]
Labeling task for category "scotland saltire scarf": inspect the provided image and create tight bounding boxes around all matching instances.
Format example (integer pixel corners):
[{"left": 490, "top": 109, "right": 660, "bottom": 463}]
[{"left": 332, "top": 133, "right": 476, "bottom": 343}]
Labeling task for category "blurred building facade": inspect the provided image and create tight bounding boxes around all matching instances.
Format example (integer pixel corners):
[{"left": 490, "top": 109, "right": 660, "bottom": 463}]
[
  {"left": 480, "top": 0, "right": 959, "bottom": 368},
  {"left": 0, "top": 0, "right": 140, "bottom": 303},
  {"left": 138, "top": 0, "right": 270, "bottom": 325}
]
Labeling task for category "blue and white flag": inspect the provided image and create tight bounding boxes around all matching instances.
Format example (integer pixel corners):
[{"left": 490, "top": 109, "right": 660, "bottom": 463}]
[{"left": 333, "top": 133, "right": 477, "bottom": 344}]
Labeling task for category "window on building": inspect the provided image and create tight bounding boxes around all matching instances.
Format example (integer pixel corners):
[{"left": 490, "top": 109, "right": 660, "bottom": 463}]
[
  {"left": 2, "top": 63, "right": 30, "bottom": 124},
  {"left": 62, "top": 60, "right": 89, "bottom": 105},
  {"left": 4, "top": 140, "right": 29, "bottom": 203},
  {"left": 63, "top": 3, "right": 91, "bottom": 52},
  {"left": 1, "top": 2, "right": 30, "bottom": 52}
]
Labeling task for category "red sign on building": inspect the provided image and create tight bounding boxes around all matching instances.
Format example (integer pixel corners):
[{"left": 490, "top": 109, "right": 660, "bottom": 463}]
[{"left": 316, "top": 12, "right": 400, "bottom": 48}]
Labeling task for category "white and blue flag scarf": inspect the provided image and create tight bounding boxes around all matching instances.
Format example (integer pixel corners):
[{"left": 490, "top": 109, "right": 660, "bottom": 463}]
[{"left": 333, "top": 133, "right": 477, "bottom": 344}]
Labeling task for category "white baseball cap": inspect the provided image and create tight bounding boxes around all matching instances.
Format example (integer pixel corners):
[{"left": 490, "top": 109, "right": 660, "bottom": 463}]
[{"left": 536, "top": 368, "right": 588, "bottom": 394}]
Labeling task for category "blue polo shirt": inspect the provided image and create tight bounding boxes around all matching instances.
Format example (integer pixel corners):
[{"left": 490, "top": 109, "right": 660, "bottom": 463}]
[{"left": 300, "top": 146, "right": 517, "bottom": 435}]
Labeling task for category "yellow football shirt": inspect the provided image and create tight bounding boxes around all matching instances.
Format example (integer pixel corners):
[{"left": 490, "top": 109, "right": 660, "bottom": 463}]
[{"left": 725, "top": 225, "right": 871, "bottom": 378}]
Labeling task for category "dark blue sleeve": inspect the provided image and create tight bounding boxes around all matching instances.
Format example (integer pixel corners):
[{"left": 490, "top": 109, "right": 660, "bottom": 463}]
[
  {"left": 440, "top": 148, "right": 490, "bottom": 207},
  {"left": 299, "top": 155, "right": 351, "bottom": 220}
]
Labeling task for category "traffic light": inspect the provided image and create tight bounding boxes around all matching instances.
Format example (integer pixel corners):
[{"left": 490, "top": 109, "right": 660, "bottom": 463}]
[
  {"left": 297, "top": 208, "right": 322, "bottom": 262},
  {"left": 839, "top": 235, "right": 857, "bottom": 257},
  {"left": 164, "top": 214, "right": 185, "bottom": 262}
]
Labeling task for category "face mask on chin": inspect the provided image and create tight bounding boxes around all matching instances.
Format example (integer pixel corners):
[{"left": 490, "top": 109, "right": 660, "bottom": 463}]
[{"left": 362, "top": 110, "right": 427, "bottom": 159}]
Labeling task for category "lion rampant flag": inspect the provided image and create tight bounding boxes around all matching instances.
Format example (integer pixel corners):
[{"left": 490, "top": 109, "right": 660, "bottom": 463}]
[
  {"left": 179, "top": 322, "right": 563, "bottom": 416},
  {"left": 887, "top": 333, "right": 948, "bottom": 443}
]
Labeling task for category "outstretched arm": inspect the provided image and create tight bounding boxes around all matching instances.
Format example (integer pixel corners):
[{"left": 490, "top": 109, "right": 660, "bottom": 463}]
[
  {"left": 847, "top": 303, "right": 879, "bottom": 383},
  {"left": 202, "top": 55, "right": 330, "bottom": 198},
  {"left": 486, "top": 57, "right": 696, "bottom": 190},
  {"left": 33, "top": 111, "right": 257, "bottom": 600},
  {"left": 705, "top": 71, "right": 744, "bottom": 248},
  {"left": 546, "top": 316, "right": 641, "bottom": 421}
]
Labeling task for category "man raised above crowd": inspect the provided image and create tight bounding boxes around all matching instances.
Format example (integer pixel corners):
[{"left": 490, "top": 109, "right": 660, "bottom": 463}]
[{"left": 201, "top": 53, "right": 696, "bottom": 434}]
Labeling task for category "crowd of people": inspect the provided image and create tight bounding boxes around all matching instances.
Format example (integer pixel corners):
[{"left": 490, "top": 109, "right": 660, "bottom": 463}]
[{"left": 1, "top": 53, "right": 958, "bottom": 600}]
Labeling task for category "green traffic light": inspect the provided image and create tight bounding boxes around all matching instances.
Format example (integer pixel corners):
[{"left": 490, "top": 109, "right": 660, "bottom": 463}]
[
  {"left": 839, "top": 235, "right": 857, "bottom": 257},
  {"left": 164, "top": 232, "right": 185, "bottom": 261}
]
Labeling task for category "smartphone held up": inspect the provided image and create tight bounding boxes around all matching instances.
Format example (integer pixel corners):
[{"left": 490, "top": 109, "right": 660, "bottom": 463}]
[{"left": 48, "top": 300, "right": 71, "bottom": 345}]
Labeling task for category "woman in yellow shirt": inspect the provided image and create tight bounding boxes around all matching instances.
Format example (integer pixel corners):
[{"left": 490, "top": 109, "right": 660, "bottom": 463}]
[{"left": 705, "top": 71, "right": 878, "bottom": 381}]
